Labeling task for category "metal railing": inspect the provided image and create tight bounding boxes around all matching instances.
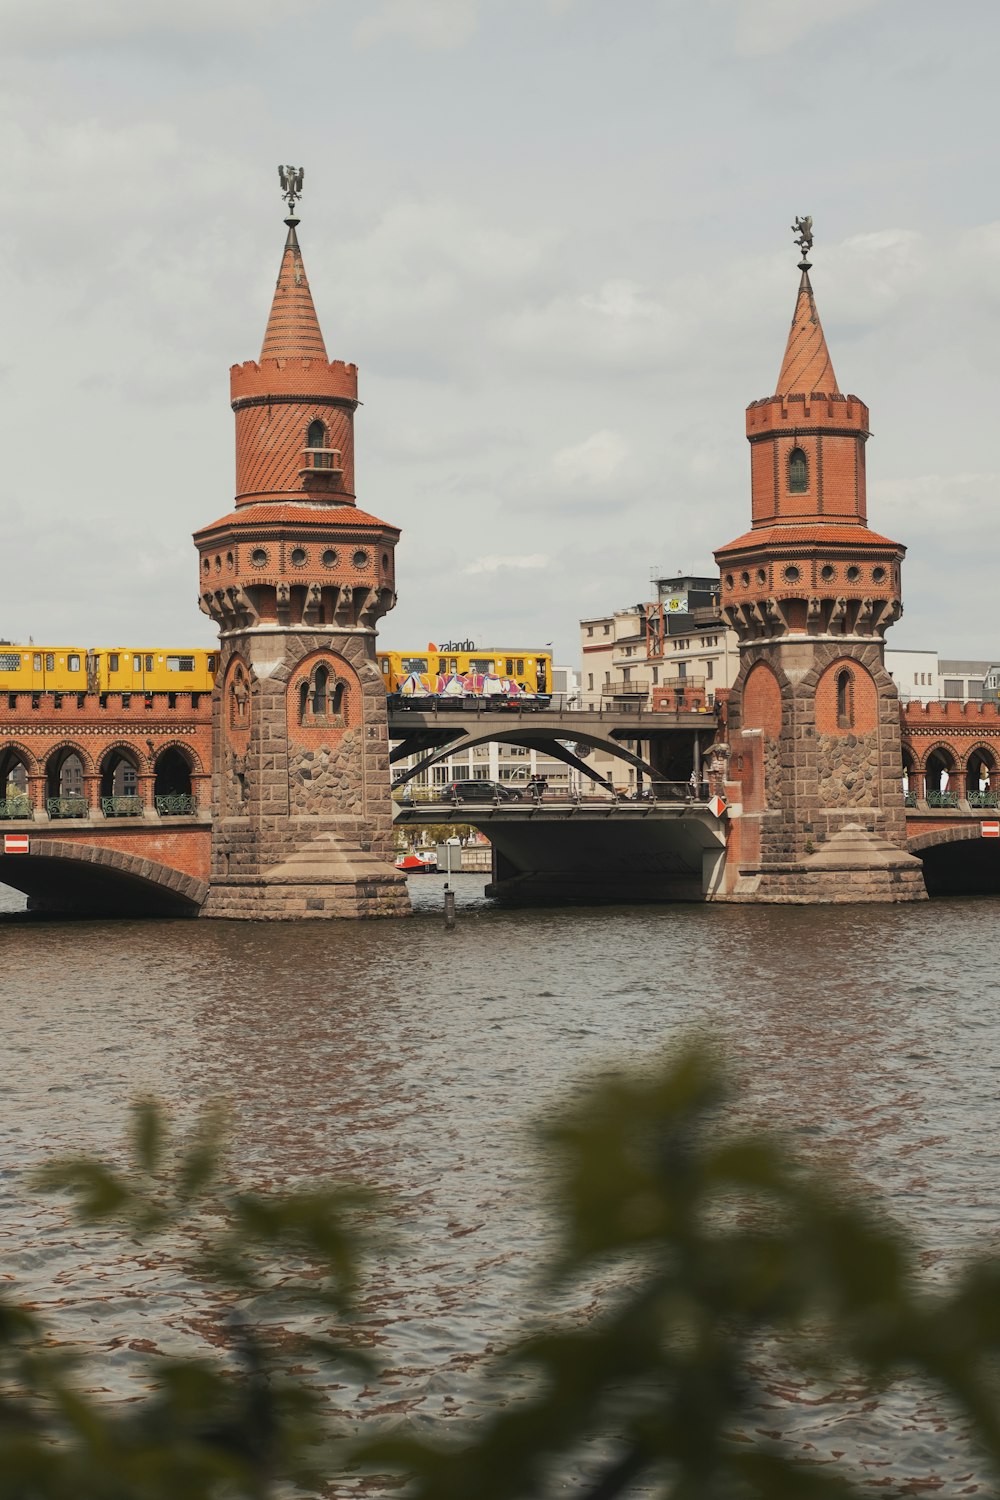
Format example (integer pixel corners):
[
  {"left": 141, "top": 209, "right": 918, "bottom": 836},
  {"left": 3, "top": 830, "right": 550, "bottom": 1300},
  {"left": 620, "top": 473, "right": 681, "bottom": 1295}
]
[
  {"left": 155, "top": 794, "right": 198, "bottom": 816},
  {"left": 46, "top": 796, "right": 88, "bottom": 819},
  {"left": 0, "top": 796, "right": 30, "bottom": 819},
  {"left": 101, "top": 795, "right": 142, "bottom": 818},
  {"left": 967, "top": 790, "right": 1000, "bottom": 808},
  {"left": 926, "top": 790, "right": 960, "bottom": 808}
]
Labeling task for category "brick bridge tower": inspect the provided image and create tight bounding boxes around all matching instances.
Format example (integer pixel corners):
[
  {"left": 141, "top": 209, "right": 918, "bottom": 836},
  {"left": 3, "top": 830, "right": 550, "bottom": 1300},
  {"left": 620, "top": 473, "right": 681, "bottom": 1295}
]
[
  {"left": 713, "top": 220, "right": 926, "bottom": 901},
  {"left": 193, "top": 169, "right": 409, "bottom": 918}
]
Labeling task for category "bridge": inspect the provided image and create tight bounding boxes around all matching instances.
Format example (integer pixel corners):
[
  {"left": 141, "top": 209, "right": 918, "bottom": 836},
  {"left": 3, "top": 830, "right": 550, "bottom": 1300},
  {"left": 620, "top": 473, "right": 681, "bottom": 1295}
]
[
  {"left": 395, "top": 794, "right": 729, "bottom": 903},
  {"left": 387, "top": 703, "right": 719, "bottom": 791},
  {"left": 4, "top": 199, "right": 1000, "bottom": 916},
  {"left": 4, "top": 693, "right": 1000, "bottom": 911}
]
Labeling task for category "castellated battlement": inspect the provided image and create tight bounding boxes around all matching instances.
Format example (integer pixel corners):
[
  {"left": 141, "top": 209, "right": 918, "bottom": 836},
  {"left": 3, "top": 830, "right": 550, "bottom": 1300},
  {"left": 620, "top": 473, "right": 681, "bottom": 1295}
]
[
  {"left": 230, "top": 357, "right": 358, "bottom": 405},
  {"left": 903, "top": 700, "right": 1000, "bottom": 722},
  {"left": 746, "top": 391, "right": 869, "bottom": 435}
]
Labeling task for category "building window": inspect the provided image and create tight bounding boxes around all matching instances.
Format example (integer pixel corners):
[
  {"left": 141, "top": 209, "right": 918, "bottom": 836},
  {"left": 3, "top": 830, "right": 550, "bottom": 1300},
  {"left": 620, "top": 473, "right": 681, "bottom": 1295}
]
[
  {"left": 587, "top": 673, "right": 593, "bottom": 691},
  {"left": 652, "top": 666, "right": 658, "bottom": 685},
  {"left": 602, "top": 624, "right": 610, "bottom": 636},
  {"left": 587, "top": 626, "right": 593, "bottom": 638},
  {"left": 707, "top": 660, "right": 713, "bottom": 680},
  {"left": 788, "top": 447, "right": 808, "bottom": 493},
  {"left": 307, "top": 419, "right": 327, "bottom": 448},
  {"left": 836, "top": 668, "right": 853, "bottom": 729}
]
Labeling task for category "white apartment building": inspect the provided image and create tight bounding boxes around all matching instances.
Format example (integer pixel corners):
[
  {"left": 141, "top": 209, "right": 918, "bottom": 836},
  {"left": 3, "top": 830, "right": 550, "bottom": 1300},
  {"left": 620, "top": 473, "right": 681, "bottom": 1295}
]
[
  {"left": 885, "top": 648, "right": 939, "bottom": 702},
  {"left": 580, "top": 574, "right": 740, "bottom": 713}
]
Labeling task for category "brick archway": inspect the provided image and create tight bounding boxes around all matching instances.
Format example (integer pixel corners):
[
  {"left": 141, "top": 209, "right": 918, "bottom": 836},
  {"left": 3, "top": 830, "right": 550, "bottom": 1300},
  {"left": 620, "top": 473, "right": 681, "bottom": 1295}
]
[{"left": 907, "top": 825, "right": 987, "bottom": 856}]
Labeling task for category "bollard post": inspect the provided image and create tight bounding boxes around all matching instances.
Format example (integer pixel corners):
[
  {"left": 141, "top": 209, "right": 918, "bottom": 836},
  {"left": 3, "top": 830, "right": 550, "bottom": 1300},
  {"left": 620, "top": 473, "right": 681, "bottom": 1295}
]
[{"left": 444, "top": 837, "right": 456, "bottom": 928}]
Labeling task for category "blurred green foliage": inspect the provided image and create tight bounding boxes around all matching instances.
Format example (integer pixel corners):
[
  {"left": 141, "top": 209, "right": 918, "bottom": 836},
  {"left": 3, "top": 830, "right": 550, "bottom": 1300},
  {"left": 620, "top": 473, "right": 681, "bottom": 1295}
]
[{"left": 5, "top": 1046, "right": 1000, "bottom": 1497}]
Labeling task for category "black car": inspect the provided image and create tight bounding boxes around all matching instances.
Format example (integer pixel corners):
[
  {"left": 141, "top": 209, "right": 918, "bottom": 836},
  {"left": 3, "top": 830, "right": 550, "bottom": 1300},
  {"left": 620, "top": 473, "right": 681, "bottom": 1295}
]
[{"left": 438, "top": 780, "right": 522, "bottom": 803}]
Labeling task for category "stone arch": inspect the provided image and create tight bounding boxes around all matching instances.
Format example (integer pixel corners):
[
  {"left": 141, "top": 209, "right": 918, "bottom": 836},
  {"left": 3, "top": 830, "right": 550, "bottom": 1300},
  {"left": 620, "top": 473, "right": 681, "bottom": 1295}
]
[
  {"left": 0, "top": 839, "right": 208, "bottom": 916},
  {"left": 815, "top": 658, "right": 878, "bottom": 737},
  {"left": 906, "top": 823, "right": 1000, "bottom": 899},
  {"left": 797, "top": 642, "right": 897, "bottom": 700},
  {"left": 741, "top": 661, "right": 783, "bottom": 739}
]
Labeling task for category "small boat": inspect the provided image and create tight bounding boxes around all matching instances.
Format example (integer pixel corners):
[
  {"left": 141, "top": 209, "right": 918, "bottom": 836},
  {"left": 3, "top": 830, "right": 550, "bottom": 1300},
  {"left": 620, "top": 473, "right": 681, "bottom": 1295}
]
[{"left": 395, "top": 852, "right": 438, "bottom": 873}]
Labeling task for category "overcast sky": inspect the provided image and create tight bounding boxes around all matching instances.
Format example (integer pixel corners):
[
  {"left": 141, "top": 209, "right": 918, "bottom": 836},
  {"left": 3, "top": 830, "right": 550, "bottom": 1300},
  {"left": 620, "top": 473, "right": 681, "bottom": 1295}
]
[{"left": 1, "top": 0, "right": 997, "bottom": 665}]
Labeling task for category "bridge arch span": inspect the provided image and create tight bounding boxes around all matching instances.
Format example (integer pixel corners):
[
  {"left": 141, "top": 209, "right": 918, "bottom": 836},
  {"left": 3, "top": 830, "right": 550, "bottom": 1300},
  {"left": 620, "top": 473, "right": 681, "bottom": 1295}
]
[
  {"left": 0, "top": 841, "right": 208, "bottom": 917},
  {"left": 391, "top": 724, "right": 662, "bottom": 790},
  {"left": 907, "top": 822, "right": 1000, "bottom": 898}
]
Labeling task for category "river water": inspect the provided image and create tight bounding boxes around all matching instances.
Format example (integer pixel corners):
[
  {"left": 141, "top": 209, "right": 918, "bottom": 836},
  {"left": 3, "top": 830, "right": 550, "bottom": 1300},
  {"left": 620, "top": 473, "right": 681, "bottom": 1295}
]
[{"left": 1, "top": 874, "right": 998, "bottom": 1494}]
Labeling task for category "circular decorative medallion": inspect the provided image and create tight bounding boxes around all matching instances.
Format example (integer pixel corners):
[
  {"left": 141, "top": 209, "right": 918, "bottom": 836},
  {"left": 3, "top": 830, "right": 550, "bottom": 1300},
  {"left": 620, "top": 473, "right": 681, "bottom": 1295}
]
[
  {"left": 249, "top": 547, "right": 269, "bottom": 568},
  {"left": 290, "top": 546, "right": 308, "bottom": 568}
]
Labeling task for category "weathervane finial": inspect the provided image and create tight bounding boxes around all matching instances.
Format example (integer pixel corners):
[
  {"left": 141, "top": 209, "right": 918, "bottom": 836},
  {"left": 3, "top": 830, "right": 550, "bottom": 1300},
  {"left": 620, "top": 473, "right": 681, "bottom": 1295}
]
[
  {"left": 791, "top": 214, "right": 814, "bottom": 270},
  {"left": 278, "top": 165, "right": 304, "bottom": 220}
]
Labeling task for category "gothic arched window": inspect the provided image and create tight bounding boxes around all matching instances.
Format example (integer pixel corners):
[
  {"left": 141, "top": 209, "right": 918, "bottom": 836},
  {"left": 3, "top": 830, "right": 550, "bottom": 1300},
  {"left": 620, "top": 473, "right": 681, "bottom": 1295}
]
[
  {"left": 311, "top": 666, "right": 329, "bottom": 717},
  {"left": 298, "top": 681, "right": 309, "bottom": 724},
  {"left": 836, "top": 668, "right": 853, "bottom": 729},
  {"left": 307, "top": 419, "right": 327, "bottom": 449},
  {"left": 788, "top": 447, "right": 808, "bottom": 494}
]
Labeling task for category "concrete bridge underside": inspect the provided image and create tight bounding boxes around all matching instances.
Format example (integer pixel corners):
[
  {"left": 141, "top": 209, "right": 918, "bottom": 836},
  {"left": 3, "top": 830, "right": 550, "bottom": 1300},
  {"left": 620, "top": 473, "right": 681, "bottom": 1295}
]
[{"left": 395, "top": 802, "right": 728, "bottom": 904}]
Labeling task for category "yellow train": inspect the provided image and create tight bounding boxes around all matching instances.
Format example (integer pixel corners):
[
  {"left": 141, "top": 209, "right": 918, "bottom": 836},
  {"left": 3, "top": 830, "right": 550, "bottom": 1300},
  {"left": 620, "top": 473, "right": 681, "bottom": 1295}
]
[
  {"left": 379, "top": 645, "right": 552, "bottom": 709},
  {"left": 0, "top": 645, "right": 217, "bottom": 695}
]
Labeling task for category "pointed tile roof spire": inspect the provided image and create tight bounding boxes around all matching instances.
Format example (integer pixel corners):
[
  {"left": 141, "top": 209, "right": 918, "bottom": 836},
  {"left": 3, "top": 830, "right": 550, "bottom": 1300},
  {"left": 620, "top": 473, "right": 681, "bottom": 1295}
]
[
  {"left": 260, "top": 207, "right": 328, "bottom": 362},
  {"left": 775, "top": 218, "right": 839, "bottom": 397}
]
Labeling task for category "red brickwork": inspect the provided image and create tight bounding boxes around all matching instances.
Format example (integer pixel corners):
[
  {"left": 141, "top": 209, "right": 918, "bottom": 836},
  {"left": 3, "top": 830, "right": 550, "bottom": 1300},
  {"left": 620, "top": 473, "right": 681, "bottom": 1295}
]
[
  {"left": 741, "top": 661, "right": 782, "bottom": 738},
  {"left": 901, "top": 700, "right": 1000, "bottom": 798},
  {"left": 814, "top": 658, "right": 878, "bottom": 738}
]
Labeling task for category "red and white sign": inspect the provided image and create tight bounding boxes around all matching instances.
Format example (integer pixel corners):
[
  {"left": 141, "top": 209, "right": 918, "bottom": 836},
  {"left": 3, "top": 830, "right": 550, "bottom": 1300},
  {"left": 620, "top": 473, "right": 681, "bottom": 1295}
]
[
  {"left": 708, "top": 796, "right": 728, "bottom": 819},
  {"left": 3, "top": 833, "right": 29, "bottom": 854},
  {"left": 982, "top": 821, "right": 1000, "bottom": 839}
]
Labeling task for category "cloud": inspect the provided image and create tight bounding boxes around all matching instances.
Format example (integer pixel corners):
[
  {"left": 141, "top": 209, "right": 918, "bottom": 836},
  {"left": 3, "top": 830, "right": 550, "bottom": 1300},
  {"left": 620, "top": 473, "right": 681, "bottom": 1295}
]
[
  {"left": 354, "top": 0, "right": 480, "bottom": 50},
  {"left": 713, "top": 0, "right": 884, "bottom": 56},
  {"left": 0, "top": 0, "right": 319, "bottom": 52},
  {"left": 549, "top": 430, "right": 629, "bottom": 489},
  {"left": 463, "top": 554, "right": 550, "bottom": 575}
]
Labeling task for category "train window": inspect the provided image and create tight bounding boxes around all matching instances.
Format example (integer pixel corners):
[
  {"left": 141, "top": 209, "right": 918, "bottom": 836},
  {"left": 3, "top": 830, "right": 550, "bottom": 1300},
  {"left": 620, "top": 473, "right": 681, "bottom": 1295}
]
[
  {"left": 470, "top": 658, "right": 493, "bottom": 674},
  {"left": 0, "top": 653, "right": 19, "bottom": 671},
  {"left": 68, "top": 655, "right": 80, "bottom": 672},
  {"left": 506, "top": 659, "right": 513, "bottom": 674},
  {"left": 379, "top": 658, "right": 389, "bottom": 673},
  {"left": 437, "top": 658, "right": 445, "bottom": 672},
  {"left": 167, "top": 656, "right": 195, "bottom": 672},
  {"left": 109, "top": 653, "right": 119, "bottom": 672},
  {"left": 517, "top": 659, "right": 524, "bottom": 674},
  {"left": 133, "top": 655, "right": 142, "bottom": 671},
  {"left": 33, "top": 654, "right": 41, "bottom": 672},
  {"left": 145, "top": 655, "right": 153, "bottom": 671},
  {"left": 449, "top": 659, "right": 457, "bottom": 674},
  {"left": 208, "top": 656, "right": 216, "bottom": 672},
  {"left": 401, "top": 657, "right": 428, "bottom": 674},
  {"left": 45, "top": 654, "right": 54, "bottom": 671}
]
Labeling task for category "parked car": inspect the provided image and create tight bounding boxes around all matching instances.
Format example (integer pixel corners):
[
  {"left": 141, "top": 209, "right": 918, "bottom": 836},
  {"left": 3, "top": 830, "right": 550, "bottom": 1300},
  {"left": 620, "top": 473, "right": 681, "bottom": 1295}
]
[{"left": 438, "top": 780, "right": 522, "bottom": 803}]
